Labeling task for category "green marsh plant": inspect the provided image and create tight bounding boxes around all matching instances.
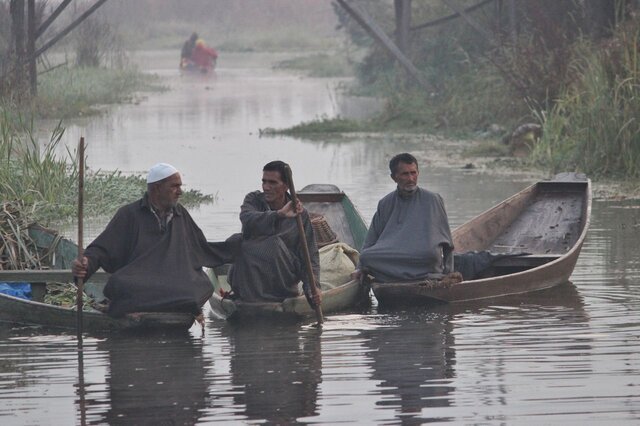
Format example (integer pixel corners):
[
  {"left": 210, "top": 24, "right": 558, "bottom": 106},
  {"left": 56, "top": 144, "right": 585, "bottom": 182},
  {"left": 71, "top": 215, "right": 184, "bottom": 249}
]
[
  {"left": 532, "top": 24, "right": 640, "bottom": 179},
  {"left": 37, "top": 66, "right": 166, "bottom": 119},
  {"left": 0, "top": 111, "right": 214, "bottom": 226}
]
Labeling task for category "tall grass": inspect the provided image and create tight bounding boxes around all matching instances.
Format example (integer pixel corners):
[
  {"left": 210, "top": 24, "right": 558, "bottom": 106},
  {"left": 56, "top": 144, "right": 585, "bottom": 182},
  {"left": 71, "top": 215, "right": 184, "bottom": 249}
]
[
  {"left": 532, "top": 25, "right": 640, "bottom": 179},
  {"left": 36, "top": 66, "right": 166, "bottom": 119},
  {"left": 0, "top": 111, "right": 213, "bottom": 226},
  {"left": 272, "top": 53, "right": 354, "bottom": 78},
  {"left": 0, "top": 110, "right": 76, "bottom": 221}
]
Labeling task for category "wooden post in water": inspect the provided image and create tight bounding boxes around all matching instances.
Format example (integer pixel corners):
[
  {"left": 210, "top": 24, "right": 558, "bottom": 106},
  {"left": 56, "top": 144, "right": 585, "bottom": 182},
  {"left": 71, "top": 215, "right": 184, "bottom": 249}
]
[{"left": 76, "top": 137, "right": 85, "bottom": 345}]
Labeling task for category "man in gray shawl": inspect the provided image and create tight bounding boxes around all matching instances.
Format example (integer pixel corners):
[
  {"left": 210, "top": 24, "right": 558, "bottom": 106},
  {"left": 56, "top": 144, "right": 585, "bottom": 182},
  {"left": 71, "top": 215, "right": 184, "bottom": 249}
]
[
  {"left": 354, "top": 153, "right": 454, "bottom": 283},
  {"left": 227, "top": 161, "right": 321, "bottom": 307},
  {"left": 72, "top": 163, "right": 229, "bottom": 318}
]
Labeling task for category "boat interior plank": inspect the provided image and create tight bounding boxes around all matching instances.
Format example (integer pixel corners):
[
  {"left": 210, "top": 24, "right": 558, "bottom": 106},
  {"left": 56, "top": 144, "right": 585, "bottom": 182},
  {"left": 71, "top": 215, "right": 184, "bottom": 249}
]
[{"left": 489, "top": 190, "right": 584, "bottom": 255}]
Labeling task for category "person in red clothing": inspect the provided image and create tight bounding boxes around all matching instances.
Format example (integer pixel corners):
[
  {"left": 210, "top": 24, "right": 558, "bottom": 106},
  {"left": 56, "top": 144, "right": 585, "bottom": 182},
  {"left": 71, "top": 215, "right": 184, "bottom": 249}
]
[{"left": 190, "top": 38, "right": 218, "bottom": 73}]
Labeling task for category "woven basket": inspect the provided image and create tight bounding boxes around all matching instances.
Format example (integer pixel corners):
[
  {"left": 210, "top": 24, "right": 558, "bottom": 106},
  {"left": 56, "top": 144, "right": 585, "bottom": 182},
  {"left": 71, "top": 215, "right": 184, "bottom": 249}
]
[{"left": 310, "top": 213, "right": 338, "bottom": 248}]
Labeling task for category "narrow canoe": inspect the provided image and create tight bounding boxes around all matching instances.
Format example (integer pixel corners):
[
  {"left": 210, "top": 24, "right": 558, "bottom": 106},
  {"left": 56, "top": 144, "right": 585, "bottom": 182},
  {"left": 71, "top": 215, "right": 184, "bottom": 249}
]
[
  {"left": 0, "top": 225, "right": 197, "bottom": 332},
  {"left": 208, "top": 184, "right": 370, "bottom": 321},
  {"left": 371, "top": 173, "right": 592, "bottom": 306}
]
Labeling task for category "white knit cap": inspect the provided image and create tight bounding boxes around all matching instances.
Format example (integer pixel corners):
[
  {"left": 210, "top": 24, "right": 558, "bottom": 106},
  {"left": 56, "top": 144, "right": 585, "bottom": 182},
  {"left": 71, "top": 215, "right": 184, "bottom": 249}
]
[{"left": 147, "top": 163, "right": 179, "bottom": 183}]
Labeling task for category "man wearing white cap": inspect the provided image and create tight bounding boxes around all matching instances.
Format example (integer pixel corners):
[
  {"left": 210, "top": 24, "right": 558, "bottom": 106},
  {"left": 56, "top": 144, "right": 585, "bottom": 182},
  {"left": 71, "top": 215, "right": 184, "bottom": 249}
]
[{"left": 72, "top": 163, "right": 229, "bottom": 318}]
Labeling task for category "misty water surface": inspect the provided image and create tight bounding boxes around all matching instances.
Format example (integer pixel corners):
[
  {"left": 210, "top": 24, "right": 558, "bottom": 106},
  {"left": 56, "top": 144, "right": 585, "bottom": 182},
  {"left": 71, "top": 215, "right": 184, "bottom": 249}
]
[{"left": 1, "top": 51, "right": 639, "bottom": 425}]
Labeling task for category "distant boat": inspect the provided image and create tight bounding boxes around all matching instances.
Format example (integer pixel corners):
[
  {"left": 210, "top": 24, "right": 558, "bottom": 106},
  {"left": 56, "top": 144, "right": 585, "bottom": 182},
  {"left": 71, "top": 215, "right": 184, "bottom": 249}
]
[
  {"left": 371, "top": 173, "right": 592, "bottom": 306},
  {"left": 179, "top": 61, "right": 216, "bottom": 76},
  {"left": 0, "top": 225, "right": 197, "bottom": 332},
  {"left": 208, "top": 184, "right": 371, "bottom": 321}
]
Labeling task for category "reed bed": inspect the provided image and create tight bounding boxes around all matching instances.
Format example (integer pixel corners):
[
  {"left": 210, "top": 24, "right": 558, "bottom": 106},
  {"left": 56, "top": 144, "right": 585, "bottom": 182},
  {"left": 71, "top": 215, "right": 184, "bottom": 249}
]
[
  {"left": 0, "top": 110, "right": 214, "bottom": 225},
  {"left": 532, "top": 26, "right": 640, "bottom": 179},
  {"left": 0, "top": 200, "right": 89, "bottom": 308},
  {"left": 0, "top": 201, "right": 42, "bottom": 270},
  {"left": 36, "top": 66, "right": 166, "bottom": 119}
]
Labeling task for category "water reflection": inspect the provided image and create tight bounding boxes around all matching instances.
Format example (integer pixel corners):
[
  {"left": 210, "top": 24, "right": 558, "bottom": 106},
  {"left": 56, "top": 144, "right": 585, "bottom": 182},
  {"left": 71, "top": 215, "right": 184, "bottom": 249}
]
[
  {"left": 361, "top": 282, "right": 590, "bottom": 423},
  {"left": 363, "top": 312, "right": 456, "bottom": 424},
  {"left": 221, "top": 322, "right": 321, "bottom": 423},
  {"left": 447, "top": 282, "right": 593, "bottom": 420},
  {"left": 96, "top": 333, "right": 209, "bottom": 425}
]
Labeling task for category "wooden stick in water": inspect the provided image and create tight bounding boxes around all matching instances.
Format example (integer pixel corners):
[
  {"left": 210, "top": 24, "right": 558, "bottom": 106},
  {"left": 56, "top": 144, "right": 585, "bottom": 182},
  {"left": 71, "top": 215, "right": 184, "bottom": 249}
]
[
  {"left": 76, "top": 137, "right": 85, "bottom": 345},
  {"left": 284, "top": 164, "right": 323, "bottom": 325}
]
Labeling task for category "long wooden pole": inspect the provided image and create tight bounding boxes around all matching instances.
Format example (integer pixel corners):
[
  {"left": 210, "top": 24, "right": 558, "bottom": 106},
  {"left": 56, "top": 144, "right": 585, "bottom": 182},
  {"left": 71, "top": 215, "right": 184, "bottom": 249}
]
[
  {"left": 335, "top": 0, "right": 432, "bottom": 92},
  {"left": 76, "top": 139, "right": 87, "bottom": 426},
  {"left": 32, "top": 0, "right": 109, "bottom": 60},
  {"left": 284, "top": 165, "right": 323, "bottom": 325},
  {"left": 76, "top": 137, "right": 85, "bottom": 345}
]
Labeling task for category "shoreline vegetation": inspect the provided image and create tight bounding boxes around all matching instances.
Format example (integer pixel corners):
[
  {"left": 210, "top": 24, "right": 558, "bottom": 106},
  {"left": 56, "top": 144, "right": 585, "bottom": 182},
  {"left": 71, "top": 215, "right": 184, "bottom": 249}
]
[
  {"left": 262, "top": 5, "right": 640, "bottom": 196},
  {"left": 0, "top": 112, "right": 214, "bottom": 229},
  {"left": 1, "top": 0, "right": 638, "bottom": 230},
  {"left": 37, "top": 66, "right": 166, "bottom": 119},
  {"left": 0, "top": 60, "right": 206, "bottom": 228}
]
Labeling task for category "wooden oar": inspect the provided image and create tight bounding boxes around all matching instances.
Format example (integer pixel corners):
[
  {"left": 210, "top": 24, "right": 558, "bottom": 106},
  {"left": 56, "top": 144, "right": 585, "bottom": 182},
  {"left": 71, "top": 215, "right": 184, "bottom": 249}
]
[
  {"left": 76, "top": 137, "right": 85, "bottom": 345},
  {"left": 284, "top": 164, "right": 323, "bottom": 325}
]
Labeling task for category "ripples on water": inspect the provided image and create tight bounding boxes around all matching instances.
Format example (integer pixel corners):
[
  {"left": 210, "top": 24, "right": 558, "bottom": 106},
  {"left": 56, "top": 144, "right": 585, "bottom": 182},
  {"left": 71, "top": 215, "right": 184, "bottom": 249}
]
[{"left": 3, "top": 52, "right": 639, "bottom": 424}]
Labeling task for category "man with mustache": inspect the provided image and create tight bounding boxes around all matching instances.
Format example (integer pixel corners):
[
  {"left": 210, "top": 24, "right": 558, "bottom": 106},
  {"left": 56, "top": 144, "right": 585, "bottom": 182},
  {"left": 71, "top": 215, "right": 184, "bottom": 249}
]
[{"left": 227, "top": 160, "right": 321, "bottom": 308}]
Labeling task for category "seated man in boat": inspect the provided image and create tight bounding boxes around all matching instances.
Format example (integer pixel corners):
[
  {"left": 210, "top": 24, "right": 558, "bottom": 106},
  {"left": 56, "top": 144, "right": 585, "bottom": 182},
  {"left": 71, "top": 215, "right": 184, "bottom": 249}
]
[
  {"left": 71, "top": 163, "right": 230, "bottom": 318},
  {"left": 353, "top": 153, "right": 455, "bottom": 283},
  {"left": 227, "top": 160, "right": 321, "bottom": 307}
]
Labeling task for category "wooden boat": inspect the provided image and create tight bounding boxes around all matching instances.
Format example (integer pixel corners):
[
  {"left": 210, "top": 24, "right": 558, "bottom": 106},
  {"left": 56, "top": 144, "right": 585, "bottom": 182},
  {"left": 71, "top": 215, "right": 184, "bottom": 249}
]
[
  {"left": 0, "top": 225, "right": 197, "bottom": 332},
  {"left": 371, "top": 173, "right": 592, "bottom": 306},
  {"left": 208, "top": 184, "right": 370, "bottom": 321}
]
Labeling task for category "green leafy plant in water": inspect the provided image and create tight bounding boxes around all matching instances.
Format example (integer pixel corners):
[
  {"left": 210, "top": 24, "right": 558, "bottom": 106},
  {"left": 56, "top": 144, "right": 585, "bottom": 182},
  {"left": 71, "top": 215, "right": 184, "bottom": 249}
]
[
  {"left": 262, "top": 115, "right": 365, "bottom": 136},
  {"left": 273, "top": 53, "right": 354, "bottom": 78}
]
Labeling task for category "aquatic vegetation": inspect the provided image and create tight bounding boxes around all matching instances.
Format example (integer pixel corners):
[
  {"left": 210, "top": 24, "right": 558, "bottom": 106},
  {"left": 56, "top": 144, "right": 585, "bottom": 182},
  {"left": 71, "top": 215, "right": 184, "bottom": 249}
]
[
  {"left": 272, "top": 53, "right": 354, "bottom": 78},
  {"left": 36, "top": 66, "right": 166, "bottom": 119},
  {"left": 262, "top": 115, "right": 365, "bottom": 136},
  {"left": 0, "top": 111, "right": 213, "bottom": 226}
]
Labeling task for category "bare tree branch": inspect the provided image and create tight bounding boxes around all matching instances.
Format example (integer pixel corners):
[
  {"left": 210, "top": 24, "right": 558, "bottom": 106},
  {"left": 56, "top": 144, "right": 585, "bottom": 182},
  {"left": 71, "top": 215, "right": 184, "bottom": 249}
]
[
  {"left": 411, "top": 0, "right": 494, "bottom": 32},
  {"left": 440, "top": 0, "right": 528, "bottom": 97},
  {"left": 336, "top": 0, "right": 433, "bottom": 92},
  {"left": 36, "top": 0, "right": 72, "bottom": 39},
  {"left": 32, "top": 0, "right": 109, "bottom": 60},
  {"left": 440, "top": 0, "right": 493, "bottom": 42}
]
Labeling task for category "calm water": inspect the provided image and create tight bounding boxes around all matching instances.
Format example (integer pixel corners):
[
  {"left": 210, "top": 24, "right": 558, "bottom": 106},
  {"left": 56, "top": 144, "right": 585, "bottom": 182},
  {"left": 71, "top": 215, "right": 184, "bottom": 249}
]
[{"left": 2, "top": 52, "right": 639, "bottom": 425}]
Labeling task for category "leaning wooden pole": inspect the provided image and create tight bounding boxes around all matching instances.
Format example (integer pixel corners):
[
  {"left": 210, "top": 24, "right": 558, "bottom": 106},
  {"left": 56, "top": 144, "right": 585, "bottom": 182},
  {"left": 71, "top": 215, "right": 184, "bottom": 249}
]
[
  {"left": 336, "top": 0, "right": 432, "bottom": 92},
  {"left": 284, "top": 165, "right": 323, "bottom": 325},
  {"left": 76, "top": 137, "right": 85, "bottom": 345},
  {"left": 32, "top": 0, "right": 109, "bottom": 60}
]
